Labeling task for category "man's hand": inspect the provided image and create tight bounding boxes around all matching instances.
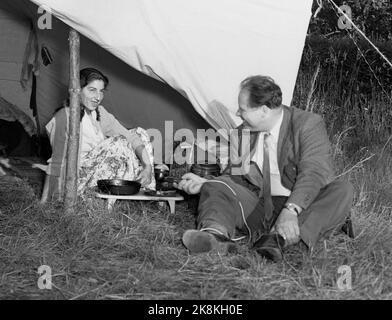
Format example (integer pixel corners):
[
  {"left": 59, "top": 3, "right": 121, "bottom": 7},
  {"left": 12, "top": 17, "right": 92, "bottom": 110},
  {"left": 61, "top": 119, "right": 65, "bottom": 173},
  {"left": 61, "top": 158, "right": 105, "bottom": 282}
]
[
  {"left": 137, "top": 165, "right": 152, "bottom": 187},
  {"left": 273, "top": 208, "right": 300, "bottom": 246},
  {"left": 175, "top": 173, "right": 207, "bottom": 195}
]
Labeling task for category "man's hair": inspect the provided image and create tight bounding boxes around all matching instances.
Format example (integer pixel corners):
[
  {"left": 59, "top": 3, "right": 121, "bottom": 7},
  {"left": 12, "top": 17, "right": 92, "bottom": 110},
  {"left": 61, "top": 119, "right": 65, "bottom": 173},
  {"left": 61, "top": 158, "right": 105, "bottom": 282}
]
[
  {"left": 240, "top": 75, "right": 282, "bottom": 109},
  {"left": 80, "top": 67, "right": 109, "bottom": 89}
]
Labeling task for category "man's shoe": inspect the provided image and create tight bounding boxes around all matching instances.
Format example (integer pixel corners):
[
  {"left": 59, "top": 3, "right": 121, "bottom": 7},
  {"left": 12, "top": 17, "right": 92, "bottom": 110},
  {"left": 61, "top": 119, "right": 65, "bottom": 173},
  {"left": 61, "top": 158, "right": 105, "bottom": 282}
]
[
  {"left": 341, "top": 216, "right": 355, "bottom": 238},
  {"left": 253, "top": 233, "right": 285, "bottom": 262},
  {"left": 182, "top": 229, "right": 232, "bottom": 254}
]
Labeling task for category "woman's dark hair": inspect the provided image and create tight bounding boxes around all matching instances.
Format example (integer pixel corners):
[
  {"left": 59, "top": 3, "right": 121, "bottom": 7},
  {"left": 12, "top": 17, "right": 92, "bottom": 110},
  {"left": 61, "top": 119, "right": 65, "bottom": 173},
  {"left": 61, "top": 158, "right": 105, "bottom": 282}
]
[
  {"left": 240, "top": 75, "right": 282, "bottom": 109},
  {"left": 56, "top": 67, "right": 109, "bottom": 121},
  {"left": 80, "top": 67, "right": 109, "bottom": 89}
]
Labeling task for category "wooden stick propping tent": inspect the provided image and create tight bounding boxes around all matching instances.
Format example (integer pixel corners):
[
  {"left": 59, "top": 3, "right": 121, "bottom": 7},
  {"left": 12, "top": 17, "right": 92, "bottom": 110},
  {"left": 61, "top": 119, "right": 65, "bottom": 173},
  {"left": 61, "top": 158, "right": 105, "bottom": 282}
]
[{"left": 64, "top": 29, "right": 80, "bottom": 211}]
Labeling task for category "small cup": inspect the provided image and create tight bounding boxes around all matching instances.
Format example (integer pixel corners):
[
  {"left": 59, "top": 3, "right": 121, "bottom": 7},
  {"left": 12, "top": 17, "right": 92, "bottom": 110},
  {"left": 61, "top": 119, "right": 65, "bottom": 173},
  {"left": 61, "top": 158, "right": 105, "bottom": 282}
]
[{"left": 154, "top": 168, "right": 169, "bottom": 183}]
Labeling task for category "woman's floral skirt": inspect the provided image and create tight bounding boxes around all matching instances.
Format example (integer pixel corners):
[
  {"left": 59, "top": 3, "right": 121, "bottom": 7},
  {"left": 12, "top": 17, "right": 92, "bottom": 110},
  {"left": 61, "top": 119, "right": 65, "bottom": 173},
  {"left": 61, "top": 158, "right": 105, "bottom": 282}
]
[{"left": 78, "top": 128, "right": 155, "bottom": 194}]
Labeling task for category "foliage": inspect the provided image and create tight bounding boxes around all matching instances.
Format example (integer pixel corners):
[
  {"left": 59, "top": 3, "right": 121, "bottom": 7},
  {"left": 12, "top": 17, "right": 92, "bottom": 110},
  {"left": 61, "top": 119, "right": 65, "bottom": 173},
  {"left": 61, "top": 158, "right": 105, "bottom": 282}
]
[
  {"left": 309, "top": 0, "right": 392, "bottom": 41},
  {"left": 292, "top": 36, "right": 392, "bottom": 150},
  {"left": 293, "top": 1, "right": 392, "bottom": 150}
]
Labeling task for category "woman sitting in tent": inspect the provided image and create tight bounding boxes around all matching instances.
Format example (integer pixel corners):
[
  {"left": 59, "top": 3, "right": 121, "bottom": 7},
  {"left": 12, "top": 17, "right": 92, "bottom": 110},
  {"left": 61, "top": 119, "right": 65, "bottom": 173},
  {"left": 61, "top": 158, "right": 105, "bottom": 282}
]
[{"left": 42, "top": 67, "right": 155, "bottom": 201}]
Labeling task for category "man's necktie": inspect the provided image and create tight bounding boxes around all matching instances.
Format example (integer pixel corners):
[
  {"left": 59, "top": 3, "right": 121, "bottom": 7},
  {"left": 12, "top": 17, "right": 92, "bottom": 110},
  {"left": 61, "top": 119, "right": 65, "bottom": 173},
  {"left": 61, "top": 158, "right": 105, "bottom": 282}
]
[
  {"left": 262, "top": 133, "right": 273, "bottom": 224},
  {"left": 245, "top": 132, "right": 274, "bottom": 243}
]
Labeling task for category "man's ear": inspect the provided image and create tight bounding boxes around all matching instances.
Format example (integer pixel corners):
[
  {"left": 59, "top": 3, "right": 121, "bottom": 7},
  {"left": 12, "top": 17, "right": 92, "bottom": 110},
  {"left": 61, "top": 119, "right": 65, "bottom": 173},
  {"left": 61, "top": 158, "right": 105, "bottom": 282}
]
[
  {"left": 260, "top": 105, "right": 270, "bottom": 113},
  {"left": 271, "top": 93, "right": 281, "bottom": 107}
]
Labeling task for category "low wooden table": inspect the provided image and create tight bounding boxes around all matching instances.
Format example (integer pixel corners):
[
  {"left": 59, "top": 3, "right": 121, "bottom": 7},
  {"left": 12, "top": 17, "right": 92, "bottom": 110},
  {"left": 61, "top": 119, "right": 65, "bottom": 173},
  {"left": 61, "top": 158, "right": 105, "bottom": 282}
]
[{"left": 95, "top": 190, "right": 184, "bottom": 213}]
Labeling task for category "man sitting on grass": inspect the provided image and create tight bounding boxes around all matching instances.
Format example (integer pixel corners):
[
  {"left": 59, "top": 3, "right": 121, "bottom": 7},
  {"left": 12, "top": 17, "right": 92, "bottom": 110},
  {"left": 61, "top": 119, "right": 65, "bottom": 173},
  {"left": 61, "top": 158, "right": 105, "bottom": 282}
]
[{"left": 176, "top": 75, "right": 354, "bottom": 262}]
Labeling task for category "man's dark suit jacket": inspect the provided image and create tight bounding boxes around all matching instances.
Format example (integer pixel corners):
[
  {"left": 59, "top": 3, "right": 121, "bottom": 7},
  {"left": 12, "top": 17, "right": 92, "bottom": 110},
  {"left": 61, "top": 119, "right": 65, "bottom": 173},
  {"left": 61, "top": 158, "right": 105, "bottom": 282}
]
[{"left": 222, "top": 105, "right": 335, "bottom": 210}]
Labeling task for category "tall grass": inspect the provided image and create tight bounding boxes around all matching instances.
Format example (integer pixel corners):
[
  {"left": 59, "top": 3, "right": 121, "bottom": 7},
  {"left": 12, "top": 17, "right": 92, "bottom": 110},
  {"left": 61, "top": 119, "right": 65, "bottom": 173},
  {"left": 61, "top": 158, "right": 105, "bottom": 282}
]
[{"left": 293, "top": 36, "right": 392, "bottom": 150}]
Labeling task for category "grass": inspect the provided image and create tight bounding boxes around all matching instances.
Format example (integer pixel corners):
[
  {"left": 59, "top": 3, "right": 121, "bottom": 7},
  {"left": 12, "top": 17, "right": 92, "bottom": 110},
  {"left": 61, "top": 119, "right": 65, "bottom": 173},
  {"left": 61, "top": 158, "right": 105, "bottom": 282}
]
[{"left": 1, "top": 139, "right": 392, "bottom": 300}]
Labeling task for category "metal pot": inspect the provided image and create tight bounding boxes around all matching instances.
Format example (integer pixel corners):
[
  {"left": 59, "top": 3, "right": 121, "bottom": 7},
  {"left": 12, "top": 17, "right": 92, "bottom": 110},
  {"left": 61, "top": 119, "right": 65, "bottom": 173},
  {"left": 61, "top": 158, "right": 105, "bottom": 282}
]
[{"left": 97, "top": 179, "right": 141, "bottom": 195}]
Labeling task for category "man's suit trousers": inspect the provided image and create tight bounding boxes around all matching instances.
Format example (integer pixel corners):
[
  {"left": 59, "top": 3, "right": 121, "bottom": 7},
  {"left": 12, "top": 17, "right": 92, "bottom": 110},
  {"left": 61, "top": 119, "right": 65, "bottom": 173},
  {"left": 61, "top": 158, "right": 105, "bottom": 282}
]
[{"left": 196, "top": 175, "right": 353, "bottom": 248}]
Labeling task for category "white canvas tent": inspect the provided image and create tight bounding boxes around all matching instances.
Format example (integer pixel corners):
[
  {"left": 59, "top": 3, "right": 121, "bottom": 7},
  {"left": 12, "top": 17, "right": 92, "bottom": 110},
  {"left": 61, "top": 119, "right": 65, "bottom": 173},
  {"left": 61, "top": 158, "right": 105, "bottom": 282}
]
[{"left": 0, "top": 0, "right": 312, "bottom": 159}]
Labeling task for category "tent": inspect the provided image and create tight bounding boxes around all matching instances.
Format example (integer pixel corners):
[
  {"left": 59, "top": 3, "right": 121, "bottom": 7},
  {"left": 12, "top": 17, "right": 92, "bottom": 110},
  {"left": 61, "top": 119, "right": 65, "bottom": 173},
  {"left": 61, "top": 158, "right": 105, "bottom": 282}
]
[{"left": 0, "top": 0, "right": 313, "bottom": 161}]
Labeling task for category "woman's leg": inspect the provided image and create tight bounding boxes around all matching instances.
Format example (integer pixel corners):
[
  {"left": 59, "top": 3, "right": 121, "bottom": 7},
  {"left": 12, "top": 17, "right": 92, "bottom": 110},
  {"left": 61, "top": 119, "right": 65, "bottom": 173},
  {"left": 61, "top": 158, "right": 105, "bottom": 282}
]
[{"left": 78, "top": 136, "right": 141, "bottom": 194}]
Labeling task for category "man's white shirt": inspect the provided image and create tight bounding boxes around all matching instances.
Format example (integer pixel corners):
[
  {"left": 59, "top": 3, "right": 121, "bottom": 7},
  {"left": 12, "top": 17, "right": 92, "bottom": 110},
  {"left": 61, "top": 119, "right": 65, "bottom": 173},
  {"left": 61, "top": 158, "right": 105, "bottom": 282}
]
[{"left": 251, "top": 110, "right": 291, "bottom": 197}]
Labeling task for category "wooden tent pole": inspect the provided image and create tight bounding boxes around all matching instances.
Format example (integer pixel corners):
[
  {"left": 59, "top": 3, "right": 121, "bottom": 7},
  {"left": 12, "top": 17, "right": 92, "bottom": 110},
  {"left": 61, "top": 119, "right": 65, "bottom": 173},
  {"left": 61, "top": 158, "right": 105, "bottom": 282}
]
[{"left": 64, "top": 29, "right": 81, "bottom": 213}]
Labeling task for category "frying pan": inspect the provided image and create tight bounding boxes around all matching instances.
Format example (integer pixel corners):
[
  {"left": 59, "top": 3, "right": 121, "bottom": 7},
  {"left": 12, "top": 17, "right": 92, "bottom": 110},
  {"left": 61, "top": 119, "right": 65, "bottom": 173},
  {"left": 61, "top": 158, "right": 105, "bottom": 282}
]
[{"left": 97, "top": 179, "right": 141, "bottom": 195}]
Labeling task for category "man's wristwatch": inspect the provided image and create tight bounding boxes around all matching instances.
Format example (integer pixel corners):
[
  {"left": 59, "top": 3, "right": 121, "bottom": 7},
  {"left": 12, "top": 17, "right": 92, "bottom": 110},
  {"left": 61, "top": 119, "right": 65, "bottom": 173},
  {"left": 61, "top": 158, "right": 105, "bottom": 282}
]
[{"left": 284, "top": 203, "right": 300, "bottom": 216}]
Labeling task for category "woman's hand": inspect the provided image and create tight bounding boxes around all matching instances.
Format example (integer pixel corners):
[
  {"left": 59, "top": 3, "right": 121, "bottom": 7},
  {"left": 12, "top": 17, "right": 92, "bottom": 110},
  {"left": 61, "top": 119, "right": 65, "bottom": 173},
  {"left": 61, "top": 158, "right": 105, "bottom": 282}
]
[
  {"left": 175, "top": 173, "right": 207, "bottom": 195},
  {"left": 137, "top": 165, "right": 152, "bottom": 187}
]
